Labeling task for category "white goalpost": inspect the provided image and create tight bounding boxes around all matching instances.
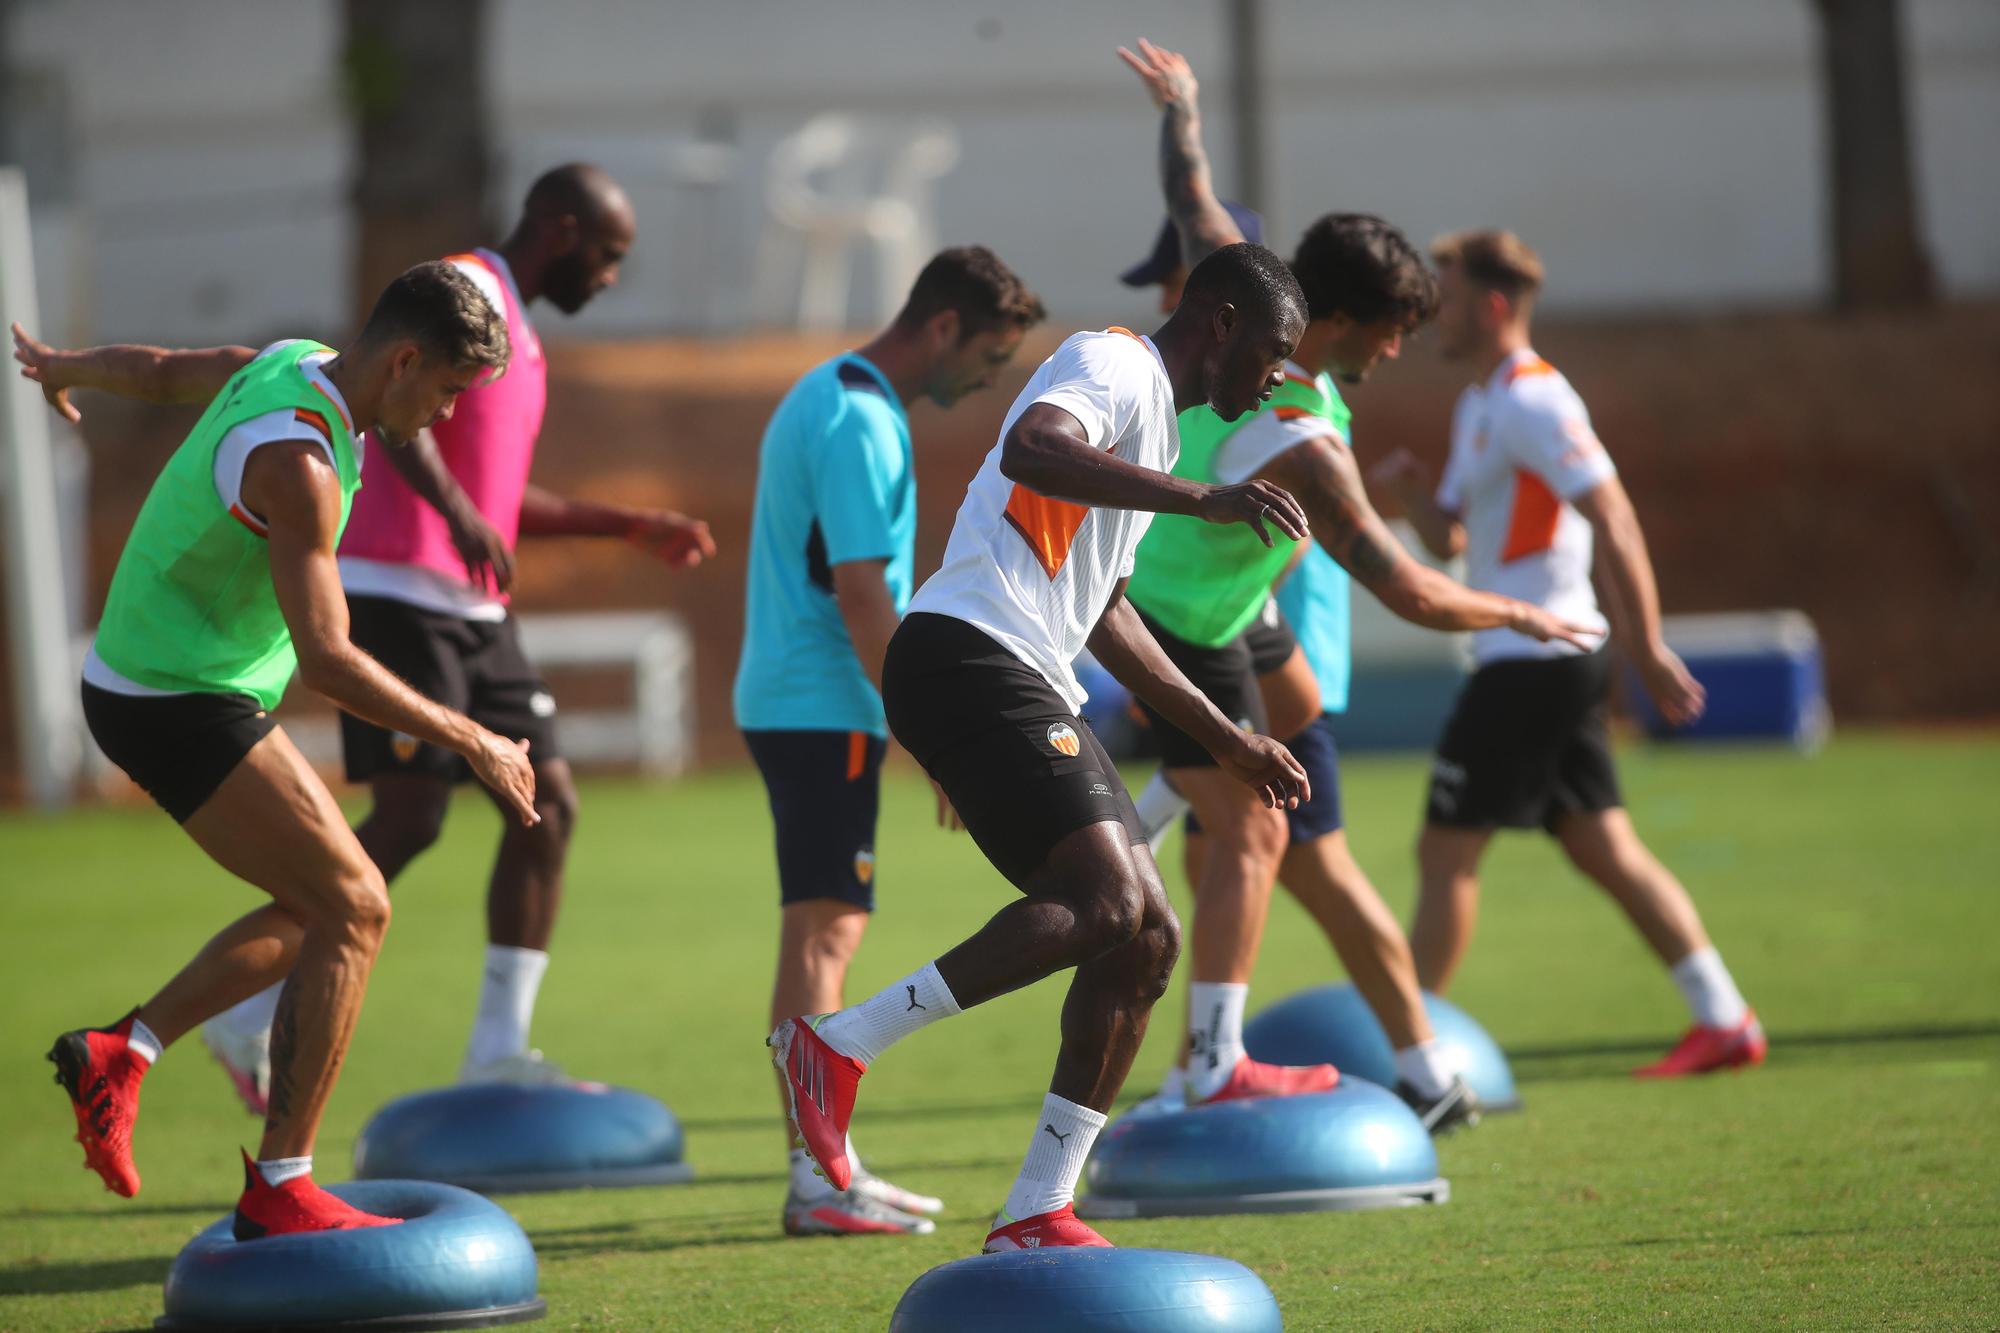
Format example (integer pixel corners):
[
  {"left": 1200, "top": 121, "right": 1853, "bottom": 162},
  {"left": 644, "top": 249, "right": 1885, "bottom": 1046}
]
[{"left": 0, "top": 164, "right": 80, "bottom": 809}]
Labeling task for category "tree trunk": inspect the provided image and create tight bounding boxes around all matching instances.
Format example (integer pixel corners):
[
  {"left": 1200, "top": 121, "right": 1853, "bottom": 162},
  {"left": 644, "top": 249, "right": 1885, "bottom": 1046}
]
[
  {"left": 1815, "top": 0, "right": 1937, "bottom": 309},
  {"left": 342, "top": 0, "right": 491, "bottom": 322}
]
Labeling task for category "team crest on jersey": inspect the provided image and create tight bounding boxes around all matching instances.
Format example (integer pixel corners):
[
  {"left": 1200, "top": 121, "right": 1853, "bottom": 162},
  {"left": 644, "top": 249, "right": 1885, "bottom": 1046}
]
[
  {"left": 853, "top": 849, "right": 876, "bottom": 886},
  {"left": 391, "top": 733, "right": 419, "bottom": 762},
  {"left": 1046, "top": 722, "right": 1081, "bottom": 758}
]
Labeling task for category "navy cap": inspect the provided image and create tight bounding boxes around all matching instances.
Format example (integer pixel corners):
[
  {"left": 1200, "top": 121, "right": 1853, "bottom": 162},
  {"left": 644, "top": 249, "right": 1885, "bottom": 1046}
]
[{"left": 1120, "top": 202, "right": 1264, "bottom": 287}]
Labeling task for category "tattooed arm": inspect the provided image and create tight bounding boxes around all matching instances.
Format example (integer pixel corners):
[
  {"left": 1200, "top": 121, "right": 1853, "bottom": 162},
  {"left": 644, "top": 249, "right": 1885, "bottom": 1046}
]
[
  {"left": 1259, "top": 437, "right": 1598, "bottom": 647},
  {"left": 1118, "top": 39, "right": 1245, "bottom": 269}
]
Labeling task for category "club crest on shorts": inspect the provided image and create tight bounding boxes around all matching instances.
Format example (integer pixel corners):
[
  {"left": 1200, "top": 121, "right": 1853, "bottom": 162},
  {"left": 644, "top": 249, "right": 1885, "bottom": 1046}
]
[
  {"left": 853, "top": 848, "right": 875, "bottom": 885},
  {"left": 1046, "top": 722, "right": 1081, "bottom": 757},
  {"left": 391, "top": 733, "right": 419, "bottom": 762}
]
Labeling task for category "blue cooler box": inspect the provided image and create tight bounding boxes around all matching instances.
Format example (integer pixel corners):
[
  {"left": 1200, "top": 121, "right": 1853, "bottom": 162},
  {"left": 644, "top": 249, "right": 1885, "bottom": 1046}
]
[{"left": 1628, "top": 611, "right": 1830, "bottom": 750}]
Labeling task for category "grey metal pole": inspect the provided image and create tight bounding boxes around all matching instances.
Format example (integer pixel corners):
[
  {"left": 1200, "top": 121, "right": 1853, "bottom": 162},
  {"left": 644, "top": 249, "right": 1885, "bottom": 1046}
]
[
  {"left": 1225, "top": 0, "right": 1270, "bottom": 219},
  {"left": 0, "top": 166, "right": 81, "bottom": 808}
]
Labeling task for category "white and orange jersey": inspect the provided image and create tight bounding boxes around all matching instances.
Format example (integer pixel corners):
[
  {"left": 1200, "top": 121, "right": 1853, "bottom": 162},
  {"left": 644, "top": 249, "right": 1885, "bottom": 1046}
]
[
  {"left": 907, "top": 328, "right": 1178, "bottom": 711},
  {"left": 1437, "top": 347, "right": 1616, "bottom": 664}
]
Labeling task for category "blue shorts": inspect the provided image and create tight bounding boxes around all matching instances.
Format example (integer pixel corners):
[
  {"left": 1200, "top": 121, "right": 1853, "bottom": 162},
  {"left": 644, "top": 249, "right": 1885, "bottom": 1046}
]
[
  {"left": 743, "top": 728, "right": 887, "bottom": 911},
  {"left": 1185, "top": 712, "right": 1344, "bottom": 844}
]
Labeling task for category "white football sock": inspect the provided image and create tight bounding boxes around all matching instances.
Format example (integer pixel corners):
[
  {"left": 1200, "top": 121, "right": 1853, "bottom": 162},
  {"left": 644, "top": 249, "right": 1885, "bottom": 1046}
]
[
  {"left": 465, "top": 945, "right": 549, "bottom": 1069},
  {"left": 126, "top": 1018, "right": 162, "bottom": 1067},
  {"left": 215, "top": 982, "right": 284, "bottom": 1041},
  {"left": 1394, "top": 1040, "right": 1454, "bottom": 1100},
  {"left": 254, "top": 1155, "right": 312, "bottom": 1187},
  {"left": 1000, "top": 1094, "right": 1106, "bottom": 1221},
  {"left": 1184, "top": 981, "right": 1250, "bottom": 1101},
  {"left": 788, "top": 1146, "right": 835, "bottom": 1198},
  {"left": 1670, "top": 947, "right": 1749, "bottom": 1028},
  {"left": 815, "top": 962, "right": 960, "bottom": 1065},
  {"left": 1134, "top": 769, "right": 1191, "bottom": 851},
  {"left": 1155, "top": 1064, "right": 1185, "bottom": 1104}
]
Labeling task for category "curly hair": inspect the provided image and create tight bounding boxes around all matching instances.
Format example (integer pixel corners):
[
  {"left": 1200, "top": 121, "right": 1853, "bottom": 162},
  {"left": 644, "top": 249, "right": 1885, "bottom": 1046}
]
[
  {"left": 1289, "top": 214, "right": 1438, "bottom": 330},
  {"left": 1180, "top": 240, "right": 1308, "bottom": 331},
  {"left": 895, "top": 246, "right": 1047, "bottom": 340}
]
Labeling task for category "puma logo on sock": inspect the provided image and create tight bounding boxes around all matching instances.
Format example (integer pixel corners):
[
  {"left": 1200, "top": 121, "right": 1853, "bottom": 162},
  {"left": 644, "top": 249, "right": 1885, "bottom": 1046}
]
[
  {"left": 905, "top": 986, "right": 926, "bottom": 1012},
  {"left": 1042, "top": 1123, "right": 1071, "bottom": 1146}
]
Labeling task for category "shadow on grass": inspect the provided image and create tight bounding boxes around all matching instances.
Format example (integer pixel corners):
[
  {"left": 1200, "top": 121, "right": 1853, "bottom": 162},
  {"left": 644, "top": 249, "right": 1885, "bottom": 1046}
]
[
  {"left": 1509, "top": 1021, "right": 2000, "bottom": 1082},
  {"left": 0, "top": 1201, "right": 232, "bottom": 1222},
  {"left": 0, "top": 1253, "right": 172, "bottom": 1297}
]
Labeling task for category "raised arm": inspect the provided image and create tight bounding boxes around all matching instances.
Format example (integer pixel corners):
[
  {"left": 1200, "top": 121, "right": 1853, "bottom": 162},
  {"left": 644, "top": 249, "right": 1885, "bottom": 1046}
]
[
  {"left": 1003, "top": 402, "right": 1307, "bottom": 546},
  {"left": 1572, "top": 475, "right": 1705, "bottom": 725},
  {"left": 248, "top": 440, "right": 539, "bottom": 825},
  {"left": 12, "top": 322, "right": 253, "bottom": 423},
  {"left": 1088, "top": 587, "right": 1307, "bottom": 810},
  {"left": 518, "top": 484, "right": 715, "bottom": 569},
  {"left": 1262, "top": 436, "right": 1597, "bottom": 647},
  {"left": 1370, "top": 448, "right": 1467, "bottom": 560},
  {"left": 1117, "top": 39, "right": 1245, "bottom": 268}
]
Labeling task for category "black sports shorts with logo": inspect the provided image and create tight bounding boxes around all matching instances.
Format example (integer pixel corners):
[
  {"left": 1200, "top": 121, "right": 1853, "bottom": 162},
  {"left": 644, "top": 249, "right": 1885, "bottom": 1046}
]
[
  {"left": 1425, "top": 649, "right": 1623, "bottom": 832},
  {"left": 883, "top": 612, "right": 1145, "bottom": 886},
  {"left": 339, "top": 594, "right": 562, "bottom": 783},
  {"left": 743, "top": 728, "right": 887, "bottom": 912},
  {"left": 1130, "top": 603, "right": 1297, "bottom": 771},
  {"left": 81, "top": 680, "right": 277, "bottom": 824}
]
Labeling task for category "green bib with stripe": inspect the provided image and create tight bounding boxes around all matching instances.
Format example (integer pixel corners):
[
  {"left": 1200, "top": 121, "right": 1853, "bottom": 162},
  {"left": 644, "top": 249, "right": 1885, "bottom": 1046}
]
[
  {"left": 1128, "top": 371, "right": 1349, "bottom": 647},
  {"left": 93, "top": 341, "right": 360, "bottom": 709}
]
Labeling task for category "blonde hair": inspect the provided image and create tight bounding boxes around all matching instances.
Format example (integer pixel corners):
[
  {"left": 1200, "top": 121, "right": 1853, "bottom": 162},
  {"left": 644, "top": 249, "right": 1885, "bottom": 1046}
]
[{"left": 1429, "top": 229, "right": 1544, "bottom": 300}]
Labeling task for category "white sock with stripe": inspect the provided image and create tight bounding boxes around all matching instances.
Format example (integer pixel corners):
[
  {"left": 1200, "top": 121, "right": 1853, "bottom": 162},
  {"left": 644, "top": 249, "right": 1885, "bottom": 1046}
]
[
  {"left": 1184, "top": 981, "right": 1250, "bottom": 1101},
  {"left": 1671, "top": 947, "right": 1749, "bottom": 1028},
  {"left": 126, "top": 1018, "right": 163, "bottom": 1067},
  {"left": 815, "top": 962, "right": 960, "bottom": 1065},
  {"left": 465, "top": 945, "right": 549, "bottom": 1069},
  {"left": 1000, "top": 1094, "right": 1106, "bottom": 1222},
  {"left": 1134, "top": 769, "right": 1191, "bottom": 850},
  {"left": 254, "top": 1155, "right": 312, "bottom": 1187}
]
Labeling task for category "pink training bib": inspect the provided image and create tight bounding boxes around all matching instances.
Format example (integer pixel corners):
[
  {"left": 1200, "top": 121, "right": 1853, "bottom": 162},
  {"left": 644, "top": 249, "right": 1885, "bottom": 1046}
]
[{"left": 338, "top": 249, "right": 548, "bottom": 597}]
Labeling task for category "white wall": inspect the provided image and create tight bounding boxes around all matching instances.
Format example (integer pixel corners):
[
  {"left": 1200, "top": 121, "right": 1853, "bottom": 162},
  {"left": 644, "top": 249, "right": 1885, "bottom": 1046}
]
[{"left": 11, "top": 0, "right": 1999, "bottom": 342}]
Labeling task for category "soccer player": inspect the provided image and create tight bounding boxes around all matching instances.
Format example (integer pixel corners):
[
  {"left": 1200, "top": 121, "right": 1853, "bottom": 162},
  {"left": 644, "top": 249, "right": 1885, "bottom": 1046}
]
[
  {"left": 1371, "top": 229, "right": 1766, "bottom": 1077},
  {"left": 773, "top": 239, "right": 1315, "bottom": 1254},
  {"left": 191, "top": 164, "right": 713, "bottom": 1107},
  {"left": 735, "top": 246, "right": 1045, "bottom": 1236},
  {"left": 1115, "top": 39, "right": 1593, "bottom": 1125},
  {"left": 15, "top": 264, "right": 536, "bottom": 1236}
]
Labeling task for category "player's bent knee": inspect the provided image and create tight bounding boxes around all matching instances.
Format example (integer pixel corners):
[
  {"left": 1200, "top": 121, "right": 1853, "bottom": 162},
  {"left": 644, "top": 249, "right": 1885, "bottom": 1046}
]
[{"left": 332, "top": 871, "right": 393, "bottom": 943}]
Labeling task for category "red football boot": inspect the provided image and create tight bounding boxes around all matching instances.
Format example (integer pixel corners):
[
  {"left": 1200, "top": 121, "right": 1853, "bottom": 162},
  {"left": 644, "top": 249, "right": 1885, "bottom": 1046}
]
[
  {"left": 768, "top": 1016, "right": 866, "bottom": 1191},
  {"left": 47, "top": 1010, "right": 149, "bottom": 1198},
  {"left": 1634, "top": 1011, "right": 1767, "bottom": 1078},
  {"left": 982, "top": 1203, "right": 1113, "bottom": 1253},
  {"left": 1193, "top": 1055, "right": 1340, "bottom": 1104},
  {"left": 233, "top": 1151, "right": 402, "bottom": 1241}
]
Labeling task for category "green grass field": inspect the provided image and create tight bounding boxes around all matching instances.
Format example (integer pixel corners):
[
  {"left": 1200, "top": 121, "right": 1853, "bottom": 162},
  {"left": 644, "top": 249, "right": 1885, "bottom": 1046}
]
[{"left": 2, "top": 733, "right": 1996, "bottom": 1331}]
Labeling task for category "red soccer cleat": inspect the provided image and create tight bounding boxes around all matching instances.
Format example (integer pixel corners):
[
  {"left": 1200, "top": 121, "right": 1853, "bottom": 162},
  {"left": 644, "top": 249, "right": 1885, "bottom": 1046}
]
[
  {"left": 982, "top": 1203, "right": 1114, "bottom": 1253},
  {"left": 47, "top": 1010, "right": 148, "bottom": 1198},
  {"left": 1633, "top": 1010, "right": 1767, "bottom": 1078},
  {"left": 768, "top": 1016, "right": 866, "bottom": 1191},
  {"left": 1193, "top": 1055, "right": 1340, "bottom": 1104},
  {"left": 232, "top": 1151, "right": 402, "bottom": 1241}
]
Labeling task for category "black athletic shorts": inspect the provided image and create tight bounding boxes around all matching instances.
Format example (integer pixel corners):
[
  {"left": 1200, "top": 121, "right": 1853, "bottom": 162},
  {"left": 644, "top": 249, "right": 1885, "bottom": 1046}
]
[
  {"left": 1130, "top": 607, "right": 1268, "bottom": 770},
  {"left": 1241, "top": 598, "right": 1300, "bottom": 676},
  {"left": 81, "top": 680, "right": 276, "bottom": 823},
  {"left": 339, "top": 595, "right": 561, "bottom": 783},
  {"left": 1184, "top": 710, "right": 1345, "bottom": 844},
  {"left": 883, "top": 613, "right": 1145, "bottom": 887},
  {"left": 1425, "top": 650, "right": 1623, "bottom": 832},
  {"left": 743, "top": 729, "right": 887, "bottom": 912}
]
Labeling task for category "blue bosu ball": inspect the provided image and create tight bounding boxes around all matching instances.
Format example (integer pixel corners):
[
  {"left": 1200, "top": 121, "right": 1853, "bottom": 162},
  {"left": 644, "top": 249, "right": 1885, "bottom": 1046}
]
[
  {"left": 156, "top": 1179, "right": 542, "bottom": 1330},
  {"left": 354, "top": 1084, "right": 693, "bottom": 1193},
  {"left": 1076, "top": 1080, "right": 1446, "bottom": 1218},
  {"left": 890, "top": 1248, "right": 1282, "bottom": 1332},
  {"left": 1244, "top": 983, "right": 1521, "bottom": 1112}
]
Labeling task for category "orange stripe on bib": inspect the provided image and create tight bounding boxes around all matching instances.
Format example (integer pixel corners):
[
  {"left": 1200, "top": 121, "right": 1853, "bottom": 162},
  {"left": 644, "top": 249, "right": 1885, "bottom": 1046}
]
[
  {"left": 1499, "top": 469, "right": 1562, "bottom": 562},
  {"left": 1005, "top": 485, "right": 1090, "bottom": 579}
]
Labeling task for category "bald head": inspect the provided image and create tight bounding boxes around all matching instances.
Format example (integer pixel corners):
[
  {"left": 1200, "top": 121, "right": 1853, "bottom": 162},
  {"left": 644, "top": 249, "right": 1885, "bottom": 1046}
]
[{"left": 514, "top": 162, "right": 636, "bottom": 314}]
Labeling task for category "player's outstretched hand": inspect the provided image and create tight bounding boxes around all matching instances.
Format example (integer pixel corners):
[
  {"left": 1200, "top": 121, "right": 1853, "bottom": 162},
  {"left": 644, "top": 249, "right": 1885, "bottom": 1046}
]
[
  {"left": 1196, "top": 479, "right": 1309, "bottom": 547},
  {"left": 1117, "top": 38, "right": 1199, "bottom": 112},
  {"left": 468, "top": 732, "right": 539, "bottom": 827},
  {"left": 446, "top": 503, "right": 516, "bottom": 595},
  {"left": 11, "top": 322, "right": 81, "bottom": 423},
  {"left": 1508, "top": 603, "right": 1605, "bottom": 653},
  {"left": 1639, "top": 645, "right": 1707, "bottom": 728},
  {"left": 627, "top": 510, "right": 717, "bottom": 570},
  {"left": 1216, "top": 732, "right": 1311, "bottom": 811}
]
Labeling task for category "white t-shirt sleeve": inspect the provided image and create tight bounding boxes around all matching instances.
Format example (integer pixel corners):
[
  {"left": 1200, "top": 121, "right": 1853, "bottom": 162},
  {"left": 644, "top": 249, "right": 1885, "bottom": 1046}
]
[
  {"left": 1504, "top": 382, "right": 1617, "bottom": 500},
  {"left": 1212, "top": 409, "right": 1344, "bottom": 485},
  {"left": 212, "top": 407, "right": 340, "bottom": 530},
  {"left": 1031, "top": 335, "right": 1149, "bottom": 450}
]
